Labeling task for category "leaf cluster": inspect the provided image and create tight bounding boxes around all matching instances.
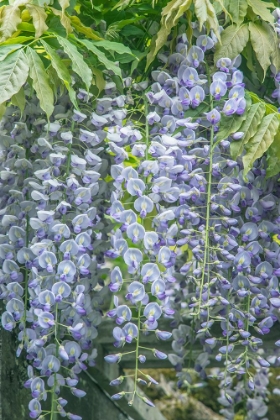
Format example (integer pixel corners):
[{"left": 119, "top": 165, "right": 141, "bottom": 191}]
[{"left": 0, "top": 0, "right": 135, "bottom": 117}]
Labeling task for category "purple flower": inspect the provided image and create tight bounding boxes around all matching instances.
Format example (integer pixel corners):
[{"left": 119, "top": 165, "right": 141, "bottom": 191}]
[
  {"left": 223, "top": 98, "right": 238, "bottom": 115},
  {"left": 205, "top": 109, "right": 221, "bottom": 124},
  {"left": 189, "top": 86, "right": 205, "bottom": 107},
  {"left": 210, "top": 80, "right": 227, "bottom": 100},
  {"left": 104, "top": 354, "right": 122, "bottom": 364}
]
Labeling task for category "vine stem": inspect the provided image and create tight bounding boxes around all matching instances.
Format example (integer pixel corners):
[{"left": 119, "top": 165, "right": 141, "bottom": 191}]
[
  {"left": 197, "top": 62, "right": 214, "bottom": 318},
  {"left": 132, "top": 304, "right": 141, "bottom": 404}
]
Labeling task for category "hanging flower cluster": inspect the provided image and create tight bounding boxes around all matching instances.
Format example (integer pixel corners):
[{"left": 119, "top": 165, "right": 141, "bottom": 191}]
[
  {"left": 2, "top": 11, "right": 280, "bottom": 420},
  {"left": 0, "top": 79, "right": 130, "bottom": 419},
  {"left": 103, "top": 19, "right": 280, "bottom": 419}
]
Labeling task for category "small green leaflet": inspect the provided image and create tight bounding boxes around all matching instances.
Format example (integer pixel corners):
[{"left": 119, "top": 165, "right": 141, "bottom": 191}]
[
  {"left": 91, "top": 40, "right": 134, "bottom": 57},
  {"left": 266, "top": 133, "right": 280, "bottom": 178},
  {"left": 26, "top": 4, "right": 48, "bottom": 38},
  {"left": 249, "top": 22, "right": 273, "bottom": 77},
  {"left": 40, "top": 40, "right": 78, "bottom": 109},
  {"left": 228, "top": 0, "right": 248, "bottom": 24},
  {"left": 77, "top": 38, "right": 122, "bottom": 77},
  {"left": 230, "top": 103, "right": 266, "bottom": 160},
  {"left": 247, "top": 0, "right": 275, "bottom": 24},
  {"left": 214, "top": 24, "right": 249, "bottom": 62},
  {"left": 56, "top": 36, "right": 92, "bottom": 91},
  {"left": 26, "top": 47, "right": 54, "bottom": 118},
  {"left": 243, "top": 113, "right": 280, "bottom": 175}
]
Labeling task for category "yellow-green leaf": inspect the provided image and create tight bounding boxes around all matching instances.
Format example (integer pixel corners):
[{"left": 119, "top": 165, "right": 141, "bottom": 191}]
[
  {"left": 58, "top": 0, "right": 70, "bottom": 13},
  {"left": 0, "top": 49, "right": 29, "bottom": 105},
  {"left": 70, "top": 16, "right": 102, "bottom": 40},
  {"left": 0, "top": 5, "right": 22, "bottom": 42},
  {"left": 214, "top": 24, "right": 249, "bottom": 62},
  {"left": 249, "top": 22, "right": 273, "bottom": 77},
  {"left": 26, "top": 4, "right": 48, "bottom": 38},
  {"left": 0, "top": 36, "right": 33, "bottom": 45},
  {"left": 243, "top": 113, "right": 280, "bottom": 174},
  {"left": 247, "top": 0, "right": 275, "bottom": 24},
  {"left": 146, "top": 0, "right": 192, "bottom": 70},
  {"left": 228, "top": 0, "right": 248, "bottom": 24},
  {"left": 56, "top": 36, "right": 92, "bottom": 90},
  {"left": 193, "top": 0, "right": 207, "bottom": 28},
  {"left": 26, "top": 47, "right": 54, "bottom": 118}
]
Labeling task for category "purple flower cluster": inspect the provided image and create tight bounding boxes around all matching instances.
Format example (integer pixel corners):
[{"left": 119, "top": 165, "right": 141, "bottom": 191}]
[
  {"left": 0, "top": 80, "right": 131, "bottom": 418},
  {"left": 103, "top": 22, "right": 280, "bottom": 418}
]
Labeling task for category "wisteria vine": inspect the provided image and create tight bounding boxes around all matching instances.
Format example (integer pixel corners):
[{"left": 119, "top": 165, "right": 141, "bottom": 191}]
[{"left": 2, "top": 9, "right": 280, "bottom": 420}]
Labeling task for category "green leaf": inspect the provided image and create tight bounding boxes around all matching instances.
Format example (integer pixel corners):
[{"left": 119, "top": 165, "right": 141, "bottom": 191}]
[
  {"left": 77, "top": 38, "right": 121, "bottom": 77},
  {"left": 215, "top": 112, "right": 247, "bottom": 145},
  {"left": 249, "top": 22, "right": 273, "bottom": 77},
  {"left": 40, "top": 40, "right": 78, "bottom": 109},
  {"left": 26, "top": 47, "right": 54, "bottom": 118},
  {"left": 49, "top": 7, "right": 72, "bottom": 34},
  {"left": 262, "top": 22, "right": 280, "bottom": 73},
  {"left": 70, "top": 16, "right": 101, "bottom": 40},
  {"left": 11, "top": 86, "right": 25, "bottom": 114},
  {"left": 266, "top": 133, "right": 280, "bottom": 178},
  {"left": 91, "top": 40, "right": 134, "bottom": 57},
  {"left": 145, "top": 0, "right": 192, "bottom": 70},
  {"left": 0, "top": 5, "right": 22, "bottom": 42},
  {"left": 230, "top": 103, "right": 266, "bottom": 159},
  {"left": 247, "top": 0, "right": 275, "bottom": 23},
  {"left": 243, "top": 113, "right": 280, "bottom": 174},
  {"left": 0, "top": 44, "right": 22, "bottom": 61},
  {"left": 249, "top": 91, "right": 280, "bottom": 117},
  {"left": 56, "top": 36, "right": 92, "bottom": 90},
  {"left": 193, "top": 0, "right": 207, "bottom": 27},
  {"left": 91, "top": 67, "right": 105, "bottom": 92},
  {"left": 120, "top": 25, "right": 145, "bottom": 37},
  {"left": 0, "top": 49, "right": 29, "bottom": 105},
  {"left": 204, "top": 1, "right": 221, "bottom": 40},
  {"left": 214, "top": 24, "right": 249, "bottom": 62},
  {"left": 228, "top": 0, "right": 248, "bottom": 24},
  {"left": 26, "top": 4, "right": 48, "bottom": 38},
  {"left": 0, "top": 36, "right": 34, "bottom": 45}
]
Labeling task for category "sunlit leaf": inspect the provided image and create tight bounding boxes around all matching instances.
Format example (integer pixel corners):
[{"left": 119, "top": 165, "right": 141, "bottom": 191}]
[
  {"left": 249, "top": 22, "right": 273, "bottom": 77},
  {"left": 0, "top": 4, "right": 22, "bottom": 42},
  {"left": 214, "top": 23, "right": 249, "bottom": 62},
  {"left": 26, "top": 4, "right": 48, "bottom": 38},
  {"left": 230, "top": 103, "right": 266, "bottom": 159},
  {"left": 243, "top": 113, "right": 280, "bottom": 174},
  {"left": 0, "top": 48, "right": 29, "bottom": 105},
  {"left": 247, "top": 0, "right": 275, "bottom": 24}
]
